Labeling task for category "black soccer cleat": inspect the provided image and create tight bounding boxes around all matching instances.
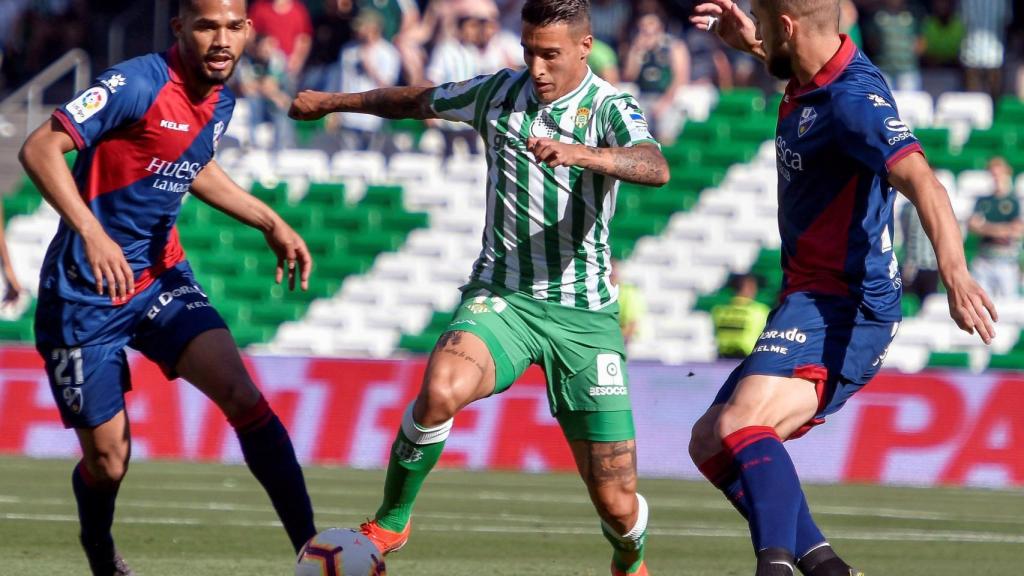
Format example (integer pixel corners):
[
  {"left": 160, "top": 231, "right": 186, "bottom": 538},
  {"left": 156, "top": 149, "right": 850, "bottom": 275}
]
[
  {"left": 82, "top": 536, "right": 136, "bottom": 576},
  {"left": 797, "top": 544, "right": 862, "bottom": 576},
  {"left": 756, "top": 548, "right": 797, "bottom": 576}
]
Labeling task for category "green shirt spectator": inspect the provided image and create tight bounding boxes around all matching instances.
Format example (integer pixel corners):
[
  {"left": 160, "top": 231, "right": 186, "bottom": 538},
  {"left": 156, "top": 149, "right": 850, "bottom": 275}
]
[
  {"left": 588, "top": 38, "right": 620, "bottom": 84},
  {"left": 617, "top": 283, "right": 647, "bottom": 346},
  {"left": 712, "top": 275, "right": 770, "bottom": 359},
  {"left": 921, "top": 0, "right": 965, "bottom": 67}
]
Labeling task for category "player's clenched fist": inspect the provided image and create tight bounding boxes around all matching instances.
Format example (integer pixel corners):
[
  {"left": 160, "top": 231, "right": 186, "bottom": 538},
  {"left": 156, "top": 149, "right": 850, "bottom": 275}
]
[
  {"left": 289, "top": 90, "right": 333, "bottom": 121},
  {"left": 527, "top": 137, "right": 582, "bottom": 168}
]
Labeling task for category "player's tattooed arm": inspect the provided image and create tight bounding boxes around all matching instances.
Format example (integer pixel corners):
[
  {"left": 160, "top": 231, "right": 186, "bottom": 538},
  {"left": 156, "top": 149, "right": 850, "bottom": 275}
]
[
  {"left": 527, "top": 139, "right": 670, "bottom": 187},
  {"left": 289, "top": 87, "right": 438, "bottom": 121}
]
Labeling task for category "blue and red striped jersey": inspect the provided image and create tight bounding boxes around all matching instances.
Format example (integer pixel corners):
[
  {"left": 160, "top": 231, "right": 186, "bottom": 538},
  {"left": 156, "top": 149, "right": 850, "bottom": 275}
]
[
  {"left": 774, "top": 35, "right": 921, "bottom": 322},
  {"left": 41, "top": 46, "right": 234, "bottom": 305}
]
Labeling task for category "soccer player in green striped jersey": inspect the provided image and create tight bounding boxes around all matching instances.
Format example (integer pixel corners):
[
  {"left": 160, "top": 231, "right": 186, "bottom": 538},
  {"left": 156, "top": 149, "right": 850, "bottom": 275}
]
[{"left": 291, "top": 1, "right": 668, "bottom": 574}]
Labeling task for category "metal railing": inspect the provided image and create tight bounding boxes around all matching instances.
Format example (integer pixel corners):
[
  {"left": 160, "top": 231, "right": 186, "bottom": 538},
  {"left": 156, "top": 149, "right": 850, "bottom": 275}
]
[{"left": 0, "top": 48, "right": 91, "bottom": 135}]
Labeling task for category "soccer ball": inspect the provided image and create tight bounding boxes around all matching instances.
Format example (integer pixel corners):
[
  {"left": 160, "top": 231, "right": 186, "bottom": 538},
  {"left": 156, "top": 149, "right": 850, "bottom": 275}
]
[{"left": 295, "top": 528, "right": 387, "bottom": 576}]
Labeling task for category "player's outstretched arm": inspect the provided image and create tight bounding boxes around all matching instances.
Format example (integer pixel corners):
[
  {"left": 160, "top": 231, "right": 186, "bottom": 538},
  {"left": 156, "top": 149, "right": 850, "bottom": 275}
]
[
  {"left": 689, "top": 0, "right": 766, "bottom": 62},
  {"left": 288, "top": 86, "right": 438, "bottom": 122},
  {"left": 890, "top": 152, "right": 998, "bottom": 344},
  {"left": 19, "top": 118, "right": 135, "bottom": 302},
  {"left": 190, "top": 161, "right": 312, "bottom": 291},
  {"left": 526, "top": 139, "right": 670, "bottom": 187}
]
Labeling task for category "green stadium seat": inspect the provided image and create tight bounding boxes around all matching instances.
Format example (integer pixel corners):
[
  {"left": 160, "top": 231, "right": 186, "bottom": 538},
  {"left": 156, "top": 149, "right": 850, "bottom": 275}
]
[
  {"left": 316, "top": 256, "right": 374, "bottom": 279},
  {"left": 251, "top": 181, "right": 288, "bottom": 206},
  {"left": 703, "top": 144, "right": 757, "bottom": 169},
  {"left": 347, "top": 230, "right": 405, "bottom": 256},
  {"left": 302, "top": 229, "right": 348, "bottom": 256},
  {"left": 928, "top": 149, "right": 989, "bottom": 173},
  {"left": 305, "top": 182, "right": 346, "bottom": 207},
  {"left": 180, "top": 227, "right": 232, "bottom": 252},
  {"left": 966, "top": 127, "right": 1020, "bottom": 153},
  {"left": 927, "top": 351, "right": 970, "bottom": 369},
  {"left": 250, "top": 301, "right": 305, "bottom": 325},
  {"left": 232, "top": 229, "right": 270, "bottom": 253},
  {"left": 232, "top": 275, "right": 283, "bottom": 301},
  {"left": 914, "top": 128, "right": 950, "bottom": 154},
  {"left": 199, "top": 256, "right": 247, "bottom": 277},
  {"left": 362, "top": 185, "right": 404, "bottom": 210},
  {"left": 0, "top": 317, "right": 34, "bottom": 342},
  {"left": 714, "top": 89, "right": 767, "bottom": 118},
  {"left": 987, "top": 351, "right": 1024, "bottom": 371},
  {"left": 995, "top": 96, "right": 1024, "bottom": 125},
  {"left": 682, "top": 120, "right": 731, "bottom": 143},
  {"left": 380, "top": 210, "right": 428, "bottom": 233},
  {"left": 178, "top": 198, "right": 211, "bottom": 225},
  {"left": 900, "top": 293, "right": 921, "bottom": 318},
  {"left": 323, "top": 206, "right": 382, "bottom": 233},
  {"left": 215, "top": 300, "right": 253, "bottom": 326},
  {"left": 661, "top": 142, "right": 702, "bottom": 166},
  {"left": 694, "top": 291, "right": 734, "bottom": 312},
  {"left": 230, "top": 324, "right": 272, "bottom": 347}
]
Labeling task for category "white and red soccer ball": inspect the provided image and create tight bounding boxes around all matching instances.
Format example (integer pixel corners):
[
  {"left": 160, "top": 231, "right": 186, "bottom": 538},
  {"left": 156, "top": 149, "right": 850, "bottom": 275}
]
[{"left": 295, "top": 528, "right": 387, "bottom": 576}]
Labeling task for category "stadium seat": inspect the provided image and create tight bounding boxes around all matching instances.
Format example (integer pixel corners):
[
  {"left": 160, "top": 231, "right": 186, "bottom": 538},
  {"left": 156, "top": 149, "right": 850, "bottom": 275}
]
[
  {"left": 275, "top": 149, "right": 330, "bottom": 181},
  {"left": 935, "top": 92, "right": 994, "bottom": 130},
  {"left": 892, "top": 90, "right": 934, "bottom": 128},
  {"left": 386, "top": 153, "right": 443, "bottom": 189},
  {"left": 675, "top": 84, "right": 718, "bottom": 123},
  {"left": 330, "top": 150, "right": 387, "bottom": 183}
]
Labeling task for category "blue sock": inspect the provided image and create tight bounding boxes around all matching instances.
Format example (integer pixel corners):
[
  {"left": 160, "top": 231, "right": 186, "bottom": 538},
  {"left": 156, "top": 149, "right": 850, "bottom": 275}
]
[
  {"left": 723, "top": 426, "right": 805, "bottom": 555},
  {"left": 699, "top": 449, "right": 826, "bottom": 559},
  {"left": 72, "top": 461, "right": 118, "bottom": 549},
  {"left": 232, "top": 396, "right": 317, "bottom": 553}
]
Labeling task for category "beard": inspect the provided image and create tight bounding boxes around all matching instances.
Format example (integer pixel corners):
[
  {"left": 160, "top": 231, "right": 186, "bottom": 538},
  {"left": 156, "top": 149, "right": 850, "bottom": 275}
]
[
  {"left": 767, "top": 51, "right": 794, "bottom": 80},
  {"left": 189, "top": 49, "right": 238, "bottom": 86}
]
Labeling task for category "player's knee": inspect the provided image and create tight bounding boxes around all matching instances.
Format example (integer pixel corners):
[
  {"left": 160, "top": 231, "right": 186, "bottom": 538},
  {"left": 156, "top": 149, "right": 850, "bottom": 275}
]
[
  {"left": 417, "top": 376, "right": 466, "bottom": 425},
  {"left": 86, "top": 450, "right": 130, "bottom": 486},
  {"left": 688, "top": 418, "right": 718, "bottom": 465},
  {"left": 214, "top": 379, "right": 262, "bottom": 421},
  {"left": 715, "top": 404, "right": 761, "bottom": 440},
  {"left": 597, "top": 488, "right": 639, "bottom": 530}
]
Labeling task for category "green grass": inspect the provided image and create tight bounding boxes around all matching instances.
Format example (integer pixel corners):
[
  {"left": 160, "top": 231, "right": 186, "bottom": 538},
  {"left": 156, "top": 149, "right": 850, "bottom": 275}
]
[{"left": 0, "top": 456, "right": 1022, "bottom": 575}]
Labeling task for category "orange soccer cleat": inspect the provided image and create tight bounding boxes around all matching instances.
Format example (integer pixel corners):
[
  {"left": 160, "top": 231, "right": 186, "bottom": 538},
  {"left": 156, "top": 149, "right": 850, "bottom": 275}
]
[
  {"left": 359, "top": 519, "right": 412, "bottom": 555},
  {"left": 611, "top": 561, "right": 649, "bottom": 576}
]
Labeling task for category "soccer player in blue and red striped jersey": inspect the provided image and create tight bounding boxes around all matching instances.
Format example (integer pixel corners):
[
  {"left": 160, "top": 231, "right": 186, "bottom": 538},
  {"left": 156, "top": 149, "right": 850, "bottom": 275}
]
[
  {"left": 687, "top": 1, "right": 998, "bottom": 575},
  {"left": 19, "top": 1, "right": 316, "bottom": 573}
]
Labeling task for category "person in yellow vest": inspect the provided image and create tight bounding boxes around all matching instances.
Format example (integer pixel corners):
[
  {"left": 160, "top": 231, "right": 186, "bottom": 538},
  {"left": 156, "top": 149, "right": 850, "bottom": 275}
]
[
  {"left": 712, "top": 274, "right": 770, "bottom": 359},
  {"left": 611, "top": 259, "right": 647, "bottom": 346}
]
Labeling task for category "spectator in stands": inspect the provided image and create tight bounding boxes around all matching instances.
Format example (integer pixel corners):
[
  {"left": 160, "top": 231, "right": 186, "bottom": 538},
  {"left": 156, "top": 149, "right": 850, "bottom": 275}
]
[
  {"left": 840, "top": 0, "right": 862, "bottom": 47},
  {"left": 336, "top": 10, "right": 401, "bottom": 151},
  {"left": 303, "top": 0, "right": 360, "bottom": 91},
  {"left": 899, "top": 202, "right": 940, "bottom": 304},
  {"left": 589, "top": 38, "right": 621, "bottom": 84},
  {"left": 610, "top": 260, "right": 646, "bottom": 346},
  {"left": 711, "top": 274, "right": 770, "bottom": 360},
  {"left": 919, "top": 0, "right": 965, "bottom": 94},
  {"left": 0, "top": 0, "right": 27, "bottom": 91},
  {"left": 622, "top": 8, "right": 689, "bottom": 143},
  {"left": 426, "top": 8, "right": 487, "bottom": 155},
  {"left": 968, "top": 157, "right": 1022, "bottom": 298},
  {"left": 238, "top": 35, "right": 295, "bottom": 150},
  {"left": 0, "top": 201, "right": 23, "bottom": 313},
  {"left": 250, "top": 0, "right": 314, "bottom": 82},
  {"left": 358, "top": 0, "right": 421, "bottom": 84},
  {"left": 960, "top": 0, "right": 1012, "bottom": 101},
  {"left": 475, "top": 2, "right": 522, "bottom": 73},
  {"left": 591, "top": 0, "right": 632, "bottom": 50},
  {"left": 868, "top": 0, "right": 923, "bottom": 90}
]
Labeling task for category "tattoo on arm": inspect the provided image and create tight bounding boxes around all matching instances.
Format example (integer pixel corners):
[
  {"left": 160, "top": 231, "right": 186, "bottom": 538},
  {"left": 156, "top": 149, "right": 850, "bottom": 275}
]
[
  {"left": 584, "top": 440, "right": 638, "bottom": 487},
  {"left": 358, "top": 86, "right": 437, "bottom": 120},
  {"left": 579, "top": 145, "right": 669, "bottom": 186}
]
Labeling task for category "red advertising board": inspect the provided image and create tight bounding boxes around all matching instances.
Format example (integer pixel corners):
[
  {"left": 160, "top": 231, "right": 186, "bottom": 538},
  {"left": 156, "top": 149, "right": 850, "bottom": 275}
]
[{"left": 1, "top": 346, "right": 1021, "bottom": 487}]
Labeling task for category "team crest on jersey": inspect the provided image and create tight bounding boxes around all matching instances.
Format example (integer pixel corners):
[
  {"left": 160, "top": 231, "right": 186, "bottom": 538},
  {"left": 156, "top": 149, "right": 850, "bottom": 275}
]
[
  {"left": 101, "top": 73, "right": 126, "bottom": 93},
  {"left": 798, "top": 107, "right": 817, "bottom": 137},
  {"left": 63, "top": 387, "right": 83, "bottom": 414},
  {"left": 212, "top": 121, "right": 225, "bottom": 150},
  {"left": 66, "top": 86, "right": 108, "bottom": 123},
  {"left": 575, "top": 107, "right": 590, "bottom": 129}
]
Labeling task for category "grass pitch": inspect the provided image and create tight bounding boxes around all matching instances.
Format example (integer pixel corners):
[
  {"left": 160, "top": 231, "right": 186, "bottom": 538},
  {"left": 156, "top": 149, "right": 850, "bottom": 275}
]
[{"left": 0, "top": 455, "right": 1021, "bottom": 575}]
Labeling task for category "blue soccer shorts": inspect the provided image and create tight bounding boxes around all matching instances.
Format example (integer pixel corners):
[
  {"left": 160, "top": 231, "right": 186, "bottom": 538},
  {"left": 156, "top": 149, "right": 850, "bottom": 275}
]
[
  {"left": 35, "top": 262, "right": 227, "bottom": 428},
  {"left": 713, "top": 291, "right": 900, "bottom": 438}
]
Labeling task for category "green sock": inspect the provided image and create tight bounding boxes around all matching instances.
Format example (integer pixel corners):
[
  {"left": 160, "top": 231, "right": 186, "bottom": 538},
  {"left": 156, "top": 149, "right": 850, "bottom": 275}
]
[
  {"left": 374, "top": 427, "right": 447, "bottom": 532},
  {"left": 603, "top": 522, "right": 646, "bottom": 573}
]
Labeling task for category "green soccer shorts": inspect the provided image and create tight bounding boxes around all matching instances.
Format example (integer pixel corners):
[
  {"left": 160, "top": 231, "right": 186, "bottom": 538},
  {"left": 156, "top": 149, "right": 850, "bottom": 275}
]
[{"left": 442, "top": 284, "right": 636, "bottom": 442}]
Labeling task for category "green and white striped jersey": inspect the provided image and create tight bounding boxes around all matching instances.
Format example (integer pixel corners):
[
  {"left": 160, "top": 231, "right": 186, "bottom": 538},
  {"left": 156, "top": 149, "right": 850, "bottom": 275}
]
[{"left": 430, "top": 67, "right": 658, "bottom": 310}]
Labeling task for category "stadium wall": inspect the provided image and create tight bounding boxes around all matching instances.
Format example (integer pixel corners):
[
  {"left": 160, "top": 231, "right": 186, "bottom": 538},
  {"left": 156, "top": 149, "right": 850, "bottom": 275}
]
[{"left": 0, "top": 345, "right": 1021, "bottom": 489}]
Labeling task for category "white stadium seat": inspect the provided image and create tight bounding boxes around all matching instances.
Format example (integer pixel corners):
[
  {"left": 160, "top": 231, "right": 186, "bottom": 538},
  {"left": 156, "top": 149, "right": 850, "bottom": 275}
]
[
  {"left": 275, "top": 149, "right": 330, "bottom": 181},
  {"left": 934, "top": 92, "right": 993, "bottom": 130},
  {"left": 331, "top": 150, "right": 386, "bottom": 183},
  {"left": 956, "top": 170, "right": 995, "bottom": 199},
  {"left": 892, "top": 90, "right": 934, "bottom": 129},
  {"left": 675, "top": 84, "right": 718, "bottom": 123}
]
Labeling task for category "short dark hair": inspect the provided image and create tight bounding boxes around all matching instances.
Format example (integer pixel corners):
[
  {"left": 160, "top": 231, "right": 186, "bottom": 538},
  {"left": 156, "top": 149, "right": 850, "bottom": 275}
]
[
  {"left": 178, "top": 0, "right": 247, "bottom": 16},
  {"left": 521, "top": 0, "right": 590, "bottom": 30}
]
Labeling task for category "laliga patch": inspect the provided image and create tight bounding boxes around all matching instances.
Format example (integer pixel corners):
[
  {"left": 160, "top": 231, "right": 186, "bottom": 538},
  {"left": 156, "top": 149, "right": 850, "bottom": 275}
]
[
  {"left": 66, "top": 86, "right": 108, "bottom": 124},
  {"left": 798, "top": 107, "right": 817, "bottom": 137}
]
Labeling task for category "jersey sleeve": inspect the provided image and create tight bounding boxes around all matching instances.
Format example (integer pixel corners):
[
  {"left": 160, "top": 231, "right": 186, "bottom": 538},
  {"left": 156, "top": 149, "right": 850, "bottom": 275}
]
[
  {"left": 834, "top": 85, "right": 923, "bottom": 174},
  {"left": 429, "top": 71, "right": 503, "bottom": 128},
  {"left": 52, "top": 66, "right": 154, "bottom": 150},
  {"left": 599, "top": 95, "right": 659, "bottom": 148}
]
